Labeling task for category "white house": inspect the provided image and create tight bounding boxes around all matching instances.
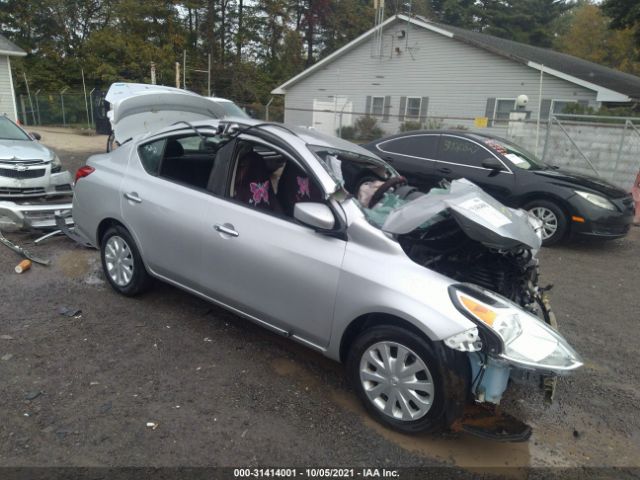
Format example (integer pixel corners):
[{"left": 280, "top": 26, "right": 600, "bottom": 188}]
[
  {"left": 272, "top": 14, "right": 640, "bottom": 137},
  {"left": 0, "top": 33, "right": 26, "bottom": 121}
]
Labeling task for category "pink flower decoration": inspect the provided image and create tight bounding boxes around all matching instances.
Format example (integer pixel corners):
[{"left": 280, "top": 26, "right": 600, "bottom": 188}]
[
  {"left": 297, "top": 176, "right": 310, "bottom": 199},
  {"left": 250, "top": 181, "right": 270, "bottom": 205}
]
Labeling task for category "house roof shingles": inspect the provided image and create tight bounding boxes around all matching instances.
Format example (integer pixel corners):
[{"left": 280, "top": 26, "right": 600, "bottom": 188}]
[
  {"left": 0, "top": 33, "right": 26, "bottom": 56},
  {"left": 421, "top": 17, "right": 640, "bottom": 101}
]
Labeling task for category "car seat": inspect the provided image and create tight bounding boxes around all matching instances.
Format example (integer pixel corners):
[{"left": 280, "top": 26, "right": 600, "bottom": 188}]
[
  {"left": 277, "top": 162, "right": 324, "bottom": 217},
  {"left": 233, "top": 150, "right": 282, "bottom": 213}
]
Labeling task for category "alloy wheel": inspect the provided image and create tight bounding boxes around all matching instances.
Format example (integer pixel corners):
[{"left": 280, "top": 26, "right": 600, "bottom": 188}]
[
  {"left": 529, "top": 206, "right": 559, "bottom": 240},
  {"left": 359, "top": 341, "right": 434, "bottom": 421},
  {"left": 104, "top": 235, "right": 134, "bottom": 286}
]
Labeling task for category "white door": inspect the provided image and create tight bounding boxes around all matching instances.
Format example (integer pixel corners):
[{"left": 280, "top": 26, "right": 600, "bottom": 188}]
[{"left": 312, "top": 98, "right": 352, "bottom": 137}]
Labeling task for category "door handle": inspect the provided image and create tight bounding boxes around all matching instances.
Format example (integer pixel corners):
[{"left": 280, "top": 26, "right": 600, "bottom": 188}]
[
  {"left": 124, "top": 192, "right": 142, "bottom": 203},
  {"left": 438, "top": 167, "right": 452, "bottom": 174},
  {"left": 214, "top": 223, "right": 239, "bottom": 237}
]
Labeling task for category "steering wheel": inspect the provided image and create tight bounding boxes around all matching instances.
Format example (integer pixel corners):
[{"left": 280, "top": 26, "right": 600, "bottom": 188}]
[{"left": 368, "top": 176, "right": 408, "bottom": 208}]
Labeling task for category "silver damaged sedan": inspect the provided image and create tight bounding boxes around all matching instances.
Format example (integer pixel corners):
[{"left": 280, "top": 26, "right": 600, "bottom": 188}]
[
  {"left": 0, "top": 116, "right": 72, "bottom": 198},
  {"left": 72, "top": 117, "right": 582, "bottom": 436}
]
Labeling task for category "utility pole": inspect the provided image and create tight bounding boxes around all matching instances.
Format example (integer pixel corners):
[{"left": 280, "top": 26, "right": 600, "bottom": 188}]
[
  {"left": 22, "top": 73, "right": 36, "bottom": 125},
  {"left": 175, "top": 62, "right": 180, "bottom": 88},
  {"left": 150, "top": 62, "right": 156, "bottom": 85},
  {"left": 81, "top": 68, "right": 91, "bottom": 129},
  {"left": 207, "top": 53, "right": 211, "bottom": 97},
  {"left": 183, "top": 50, "right": 187, "bottom": 90}
]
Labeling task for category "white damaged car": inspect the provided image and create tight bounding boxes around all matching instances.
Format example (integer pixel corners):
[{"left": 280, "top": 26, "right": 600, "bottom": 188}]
[{"left": 0, "top": 115, "right": 72, "bottom": 198}]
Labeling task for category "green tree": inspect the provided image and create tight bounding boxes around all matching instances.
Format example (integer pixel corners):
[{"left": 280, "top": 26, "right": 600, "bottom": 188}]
[
  {"left": 555, "top": 2, "right": 640, "bottom": 76},
  {"left": 602, "top": 0, "right": 640, "bottom": 48}
]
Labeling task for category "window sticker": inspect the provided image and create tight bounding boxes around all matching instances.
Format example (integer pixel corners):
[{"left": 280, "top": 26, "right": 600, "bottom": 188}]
[
  {"left": 505, "top": 153, "right": 527, "bottom": 165},
  {"left": 459, "top": 197, "right": 511, "bottom": 228}
]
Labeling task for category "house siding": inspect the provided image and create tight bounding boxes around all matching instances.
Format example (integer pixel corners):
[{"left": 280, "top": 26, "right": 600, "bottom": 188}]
[
  {"left": 0, "top": 56, "right": 17, "bottom": 120},
  {"left": 282, "top": 19, "right": 598, "bottom": 135}
]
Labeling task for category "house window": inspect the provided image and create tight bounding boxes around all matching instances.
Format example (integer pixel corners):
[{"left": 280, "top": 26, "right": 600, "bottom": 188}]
[
  {"left": 551, "top": 100, "right": 577, "bottom": 115},
  {"left": 371, "top": 96, "right": 385, "bottom": 117},
  {"left": 405, "top": 97, "right": 422, "bottom": 118},
  {"left": 494, "top": 99, "right": 516, "bottom": 121}
]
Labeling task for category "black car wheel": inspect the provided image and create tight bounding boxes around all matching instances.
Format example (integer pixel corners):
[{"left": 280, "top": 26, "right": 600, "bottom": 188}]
[
  {"left": 346, "top": 325, "right": 469, "bottom": 434},
  {"left": 100, "top": 225, "right": 152, "bottom": 296},
  {"left": 525, "top": 200, "right": 568, "bottom": 246}
]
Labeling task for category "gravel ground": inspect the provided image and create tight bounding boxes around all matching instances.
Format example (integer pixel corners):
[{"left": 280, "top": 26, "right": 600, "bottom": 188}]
[{"left": 0, "top": 130, "right": 638, "bottom": 473}]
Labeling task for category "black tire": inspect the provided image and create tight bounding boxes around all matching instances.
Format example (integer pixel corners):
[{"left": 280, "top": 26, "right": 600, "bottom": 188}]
[
  {"left": 100, "top": 225, "right": 152, "bottom": 296},
  {"left": 346, "top": 325, "right": 469, "bottom": 434},
  {"left": 524, "top": 199, "right": 568, "bottom": 246}
]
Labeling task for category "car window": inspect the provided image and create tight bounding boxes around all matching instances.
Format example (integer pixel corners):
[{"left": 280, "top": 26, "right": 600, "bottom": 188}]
[
  {"left": 482, "top": 138, "right": 544, "bottom": 171},
  {"left": 0, "top": 116, "right": 31, "bottom": 141},
  {"left": 154, "top": 133, "right": 226, "bottom": 190},
  {"left": 378, "top": 135, "right": 438, "bottom": 160},
  {"left": 437, "top": 137, "right": 490, "bottom": 167},
  {"left": 228, "top": 139, "right": 324, "bottom": 218},
  {"left": 138, "top": 139, "right": 166, "bottom": 175}
]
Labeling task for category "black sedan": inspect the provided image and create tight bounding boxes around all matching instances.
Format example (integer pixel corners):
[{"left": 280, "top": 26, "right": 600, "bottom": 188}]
[{"left": 363, "top": 131, "right": 635, "bottom": 245}]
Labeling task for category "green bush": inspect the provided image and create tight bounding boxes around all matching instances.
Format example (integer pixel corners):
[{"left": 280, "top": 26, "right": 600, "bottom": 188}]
[
  {"left": 337, "top": 125, "right": 356, "bottom": 140},
  {"left": 399, "top": 120, "right": 423, "bottom": 132},
  {"left": 354, "top": 116, "right": 383, "bottom": 141}
]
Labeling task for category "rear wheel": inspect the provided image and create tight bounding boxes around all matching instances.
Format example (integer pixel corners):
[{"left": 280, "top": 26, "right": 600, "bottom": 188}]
[
  {"left": 525, "top": 200, "right": 567, "bottom": 246},
  {"left": 346, "top": 325, "right": 469, "bottom": 434},
  {"left": 100, "top": 225, "right": 151, "bottom": 296}
]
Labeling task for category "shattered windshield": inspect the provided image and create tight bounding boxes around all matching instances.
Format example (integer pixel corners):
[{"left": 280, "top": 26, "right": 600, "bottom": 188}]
[
  {"left": 308, "top": 144, "right": 397, "bottom": 192},
  {"left": 0, "top": 116, "right": 30, "bottom": 141}
]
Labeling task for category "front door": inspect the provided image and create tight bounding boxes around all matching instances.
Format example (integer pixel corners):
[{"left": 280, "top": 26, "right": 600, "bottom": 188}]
[{"left": 198, "top": 138, "right": 346, "bottom": 347}]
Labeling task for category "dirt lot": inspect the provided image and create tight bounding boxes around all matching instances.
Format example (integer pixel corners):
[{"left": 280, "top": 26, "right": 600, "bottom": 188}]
[{"left": 0, "top": 129, "right": 639, "bottom": 474}]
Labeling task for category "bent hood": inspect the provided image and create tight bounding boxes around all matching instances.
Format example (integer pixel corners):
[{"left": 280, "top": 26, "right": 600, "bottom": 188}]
[
  {"left": 106, "top": 83, "right": 226, "bottom": 144},
  {"left": 0, "top": 140, "right": 53, "bottom": 162},
  {"left": 382, "top": 179, "right": 542, "bottom": 250}
]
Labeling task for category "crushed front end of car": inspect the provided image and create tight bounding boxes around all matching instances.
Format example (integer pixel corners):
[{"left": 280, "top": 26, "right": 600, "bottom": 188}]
[{"left": 364, "top": 179, "right": 582, "bottom": 440}]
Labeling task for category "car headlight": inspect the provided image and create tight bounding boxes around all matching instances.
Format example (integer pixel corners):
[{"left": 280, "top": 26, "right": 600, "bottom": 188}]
[
  {"left": 449, "top": 284, "right": 583, "bottom": 374},
  {"left": 575, "top": 191, "right": 616, "bottom": 211},
  {"left": 51, "top": 154, "right": 62, "bottom": 173}
]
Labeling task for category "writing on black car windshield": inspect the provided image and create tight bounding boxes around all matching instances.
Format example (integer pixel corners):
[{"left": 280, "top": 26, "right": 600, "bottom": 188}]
[
  {"left": 482, "top": 137, "right": 545, "bottom": 170},
  {"left": 0, "top": 116, "right": 30, "bottom": 141}
]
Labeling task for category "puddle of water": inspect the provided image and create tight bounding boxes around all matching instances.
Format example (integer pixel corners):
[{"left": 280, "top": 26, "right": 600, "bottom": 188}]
[
  {"left": 57, "top": 250, "right": 94, "bottom": 278},
  {"left": 270, "top": 357, "right": 532, "bottom": 471}
]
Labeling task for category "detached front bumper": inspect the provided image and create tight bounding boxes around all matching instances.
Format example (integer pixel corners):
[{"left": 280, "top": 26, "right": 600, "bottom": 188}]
[{"left": 0, "top": 199, "right": 73, "bottom": 230}]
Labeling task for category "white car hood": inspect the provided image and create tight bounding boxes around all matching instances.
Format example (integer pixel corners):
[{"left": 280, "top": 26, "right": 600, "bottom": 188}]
[
  {"left": 0, "top": 140, "right": 53, "bottom": 162},
  {"left": 106, "top": 83, "right": 225, "bottom": 144}
]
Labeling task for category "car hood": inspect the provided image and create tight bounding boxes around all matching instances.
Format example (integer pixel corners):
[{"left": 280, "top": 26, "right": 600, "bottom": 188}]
[
  {"left": 106, "top": 83, "right": 226, "bottom": 144},
  {"left": 0, "top": 140, "right": 52, "bottom": 162},
  {"left": 533, "top": 169, "right": 627, "bottom": 198},
  {"left": 382, "top": 179, "right": 542, "bottom": 250}
]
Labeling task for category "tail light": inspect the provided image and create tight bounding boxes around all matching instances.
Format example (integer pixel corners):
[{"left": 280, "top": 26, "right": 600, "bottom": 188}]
[{"left": 75, "top": 166, "right": 95, "bottom": 183}]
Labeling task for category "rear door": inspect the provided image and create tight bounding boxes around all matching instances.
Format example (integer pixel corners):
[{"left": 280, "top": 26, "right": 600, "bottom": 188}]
[
  {"left": 120, "top": 133, "right": 214, "bottom": 289},
  {"left": 374, "top": 134, "right": 442, "bottom": 191},
  {"left": 435, "top": 135, "right": 515, "bottom": 201}
]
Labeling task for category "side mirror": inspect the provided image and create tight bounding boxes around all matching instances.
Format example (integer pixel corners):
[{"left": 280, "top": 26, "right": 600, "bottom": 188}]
[
  {"left": 30, "top": 132, "right": 42, "bottom": 141},
  {"left": 294, "top": 202, "right": 335, "bottom": 230},
  {"left": 481, "top": 158, "right": 504, "bottom": 172}
]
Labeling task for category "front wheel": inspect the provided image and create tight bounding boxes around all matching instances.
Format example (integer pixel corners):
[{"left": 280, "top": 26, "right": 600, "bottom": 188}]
[
  {"left": 525, "top": 200, "right": 568, "bottom": 246},
  {"left": 346, "top": 325, "right": 469, "bottom": 434}
]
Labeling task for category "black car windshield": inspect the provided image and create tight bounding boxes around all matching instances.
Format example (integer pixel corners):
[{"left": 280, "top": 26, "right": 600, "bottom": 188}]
[
  {"left": 0, "top": 116, "right": 30, "bottom": 141},
  {"left": 480, "top": 137, "right": 545, "bottom": 170}
]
